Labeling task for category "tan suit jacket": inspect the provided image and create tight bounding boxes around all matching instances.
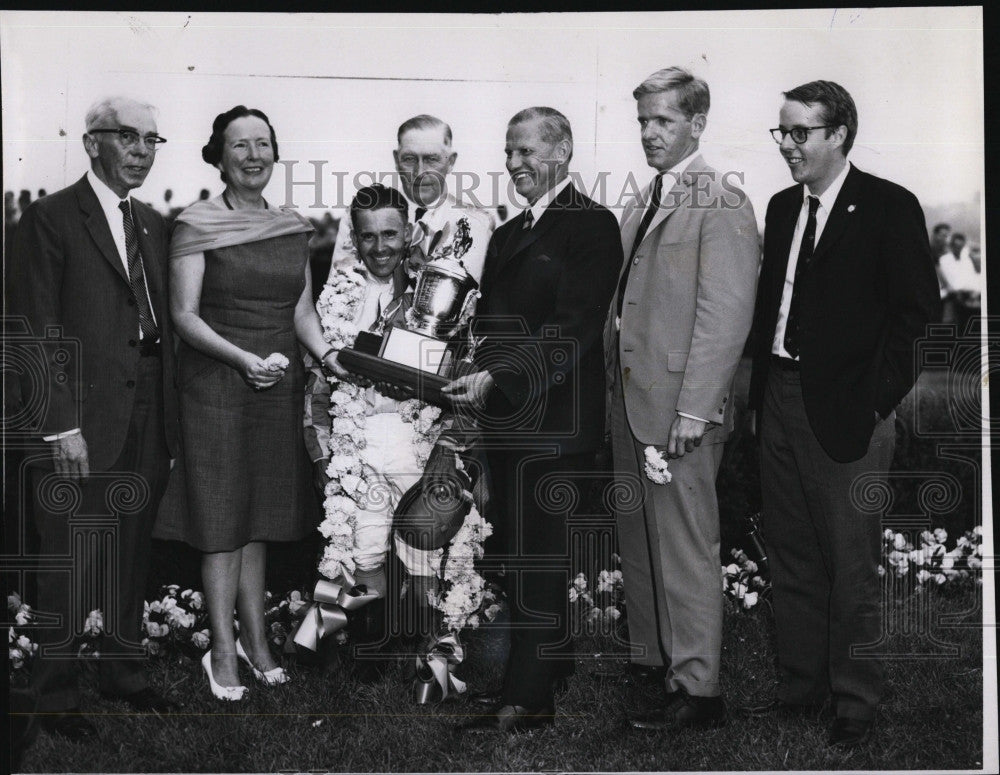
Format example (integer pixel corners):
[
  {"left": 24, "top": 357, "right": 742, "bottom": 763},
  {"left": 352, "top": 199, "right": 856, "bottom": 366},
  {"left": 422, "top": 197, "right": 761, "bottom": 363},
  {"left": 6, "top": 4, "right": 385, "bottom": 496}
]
[{"left": 605, "top": 154, "right": 760, "bottom": 445}]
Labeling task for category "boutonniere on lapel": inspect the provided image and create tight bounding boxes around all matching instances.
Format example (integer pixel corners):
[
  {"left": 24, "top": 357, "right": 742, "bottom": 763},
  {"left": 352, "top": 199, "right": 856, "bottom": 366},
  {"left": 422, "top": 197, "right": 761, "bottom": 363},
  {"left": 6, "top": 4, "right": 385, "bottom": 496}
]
[{"left": 847, "top": 205, "right": 856, "bottom": 213}]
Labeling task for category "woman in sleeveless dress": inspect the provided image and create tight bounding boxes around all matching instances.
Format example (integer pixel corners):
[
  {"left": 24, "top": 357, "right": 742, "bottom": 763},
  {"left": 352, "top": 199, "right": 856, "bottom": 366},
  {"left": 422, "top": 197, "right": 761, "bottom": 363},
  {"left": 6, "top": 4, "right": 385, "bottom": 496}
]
[{"left": 155, "top": 106, "right": 340, "bottom": 700}]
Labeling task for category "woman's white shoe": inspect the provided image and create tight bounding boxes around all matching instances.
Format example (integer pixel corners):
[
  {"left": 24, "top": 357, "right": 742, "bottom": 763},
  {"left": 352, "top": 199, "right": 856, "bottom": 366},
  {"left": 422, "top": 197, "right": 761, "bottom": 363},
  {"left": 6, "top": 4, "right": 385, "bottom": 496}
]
[
  {"left": 235, "top": 638, "right": 291, "bottom": 686},
  {"left": 202, "top": 651, "right": 248, "bottom": 701}
]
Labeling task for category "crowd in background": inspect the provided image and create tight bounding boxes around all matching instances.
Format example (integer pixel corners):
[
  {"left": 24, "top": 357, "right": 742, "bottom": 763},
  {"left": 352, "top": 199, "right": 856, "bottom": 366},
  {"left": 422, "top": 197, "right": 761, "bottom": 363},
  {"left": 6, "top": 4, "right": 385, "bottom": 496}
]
[{"left": 929, "top": 221, "right": 983, "bottom": 331}]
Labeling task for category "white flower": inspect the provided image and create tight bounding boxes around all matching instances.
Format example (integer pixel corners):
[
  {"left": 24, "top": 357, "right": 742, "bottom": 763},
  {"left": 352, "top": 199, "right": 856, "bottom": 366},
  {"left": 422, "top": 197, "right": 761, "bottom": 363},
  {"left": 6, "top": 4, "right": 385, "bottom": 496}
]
[
  {"left": 603, "top": 605, "right": 621, "bottom": 621},
  {"left": 742, "top": 591, "right": 759, "bottom": 609},
  {"left": 15, "top": 610, "right": 31, "bottom": 626},
  {"left": 8, "top": 593, "right": 22, "bottom": 610},
  {"left": 83, "top": 610, "right": 104, "bottom": 637},
  {"left": 933, "top": 528, "right": 948, "bottom": 544},
  {"left": 191, "top": 630, "right": 210, "bottom": 649},
  {"left": 724, "top": 563, "right": 740, "bottom": 576},
  {"left": 572, "top": 573, "right": 588, "bottom": 591},
  {"left": 643, "top": 446, "right": 672, "bottom": 484},
  {"left": 263, "top": 352, "right": 290, "bottom": 370},
  {"left": 892, "top": 533, "right": 907, "bottom": 551},
  {"left": 569, "top": 587, "right": 580, "bottom": 603}
]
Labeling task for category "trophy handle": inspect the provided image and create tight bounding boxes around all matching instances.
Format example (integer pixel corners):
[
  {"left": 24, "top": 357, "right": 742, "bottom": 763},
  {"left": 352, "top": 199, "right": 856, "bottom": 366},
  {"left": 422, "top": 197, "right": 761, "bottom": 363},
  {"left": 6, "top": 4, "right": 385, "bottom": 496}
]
[{"left": 440, "top": 288, "right": 480, "bottom": 339}]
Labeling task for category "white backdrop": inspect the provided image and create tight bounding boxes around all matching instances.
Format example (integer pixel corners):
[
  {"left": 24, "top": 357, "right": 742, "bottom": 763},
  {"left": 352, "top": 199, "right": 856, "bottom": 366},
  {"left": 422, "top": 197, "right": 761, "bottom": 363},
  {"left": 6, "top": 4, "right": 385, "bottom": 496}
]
[{"left": 1, "top": 7, "right": 984, "bottom": 229}]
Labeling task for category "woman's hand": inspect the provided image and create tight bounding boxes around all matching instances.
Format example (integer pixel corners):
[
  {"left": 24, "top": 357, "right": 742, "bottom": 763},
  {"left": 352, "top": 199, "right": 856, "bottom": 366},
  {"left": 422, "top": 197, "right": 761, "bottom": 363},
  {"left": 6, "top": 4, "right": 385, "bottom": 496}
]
[{"left": 239, "top": 352, "right": 286, "bottom": 390}]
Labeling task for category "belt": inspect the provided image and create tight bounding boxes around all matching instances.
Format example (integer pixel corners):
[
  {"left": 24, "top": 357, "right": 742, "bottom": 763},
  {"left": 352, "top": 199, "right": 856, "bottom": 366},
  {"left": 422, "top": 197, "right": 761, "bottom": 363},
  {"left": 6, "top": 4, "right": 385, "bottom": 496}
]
[
  {"left": 138, "top": 340, "right": 162, "bottom": 358},
  {"left": 770, "top": 354, "right": 800, "bottom": 371}
]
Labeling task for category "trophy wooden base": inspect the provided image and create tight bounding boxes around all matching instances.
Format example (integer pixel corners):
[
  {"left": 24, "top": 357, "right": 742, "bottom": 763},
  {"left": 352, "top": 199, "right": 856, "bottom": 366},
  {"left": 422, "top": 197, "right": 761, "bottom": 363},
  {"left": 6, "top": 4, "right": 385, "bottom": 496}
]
[{"left": 338, "top": 334, "right": 453, "bottom": 407}]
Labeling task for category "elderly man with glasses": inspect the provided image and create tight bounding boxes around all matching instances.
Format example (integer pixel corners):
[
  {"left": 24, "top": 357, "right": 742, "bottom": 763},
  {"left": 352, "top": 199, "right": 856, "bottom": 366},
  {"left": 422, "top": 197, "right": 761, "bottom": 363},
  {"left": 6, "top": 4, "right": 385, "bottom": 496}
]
[
  {"left": 9, "top": 96, "right": 180, "bottom": 741},
  {"left": 747, "top": 80, "right": 940, "bottom": 748}
]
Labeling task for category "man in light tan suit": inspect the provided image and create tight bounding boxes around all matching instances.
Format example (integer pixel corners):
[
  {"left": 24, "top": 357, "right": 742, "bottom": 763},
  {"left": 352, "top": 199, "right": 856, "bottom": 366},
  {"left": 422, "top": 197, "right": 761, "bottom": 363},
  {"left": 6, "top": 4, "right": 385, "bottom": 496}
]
[{"left": 605, "top": 67, "right": 759, "bottom": 731}]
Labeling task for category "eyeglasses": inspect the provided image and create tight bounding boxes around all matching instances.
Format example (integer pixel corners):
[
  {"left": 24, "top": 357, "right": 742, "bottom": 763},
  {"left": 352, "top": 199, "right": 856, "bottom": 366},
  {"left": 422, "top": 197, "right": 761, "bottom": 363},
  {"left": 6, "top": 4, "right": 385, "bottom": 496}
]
[
  {"left": 88, "top": 127, "right": 167, "bottom": 150},
  {"left": 769, "top": 126, "right": 835, "bottom": 144}
]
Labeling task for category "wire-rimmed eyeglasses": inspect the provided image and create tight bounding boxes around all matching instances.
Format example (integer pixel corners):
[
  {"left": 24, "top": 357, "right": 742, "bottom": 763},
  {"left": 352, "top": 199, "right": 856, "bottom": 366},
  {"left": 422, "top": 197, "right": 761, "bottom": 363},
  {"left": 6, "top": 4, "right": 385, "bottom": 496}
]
[{"left": 88, "top": 127, "right": 167, "bottom": 150}]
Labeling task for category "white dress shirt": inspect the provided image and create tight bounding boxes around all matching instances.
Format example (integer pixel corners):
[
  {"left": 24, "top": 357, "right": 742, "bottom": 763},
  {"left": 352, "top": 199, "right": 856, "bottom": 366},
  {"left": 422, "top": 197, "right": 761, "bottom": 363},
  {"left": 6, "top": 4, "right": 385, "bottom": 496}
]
[
  {"left": 524, "top": 175, "right": 572, "bottom": 228},
  {"left": 355, "top": 273, "right": 403, "bottom": 415},
  {"left": 86, "top": 170, "right": 159, "bottom": 337},
  {"left": 409, "top": 193, "right": 493, "bottom": 284},
  {"left": 771, "top": 160, "right": 852, "bottom": 359}
]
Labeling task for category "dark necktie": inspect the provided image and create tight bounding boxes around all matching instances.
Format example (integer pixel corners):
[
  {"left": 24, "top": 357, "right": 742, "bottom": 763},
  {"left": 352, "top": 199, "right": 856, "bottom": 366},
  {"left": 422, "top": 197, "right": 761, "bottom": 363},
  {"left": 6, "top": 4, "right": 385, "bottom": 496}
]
[
  {"left": 783, "top": 195, "right": 820, "bottom": 358},
  {"left": 119, "top": 200, "right": 159, "bottom": 341},
  {"left": 522, "top": 209, "right": 534, "bottom": 230},
  {"left": 617, "top": 174, "right": 663, "bottom": 317},
  {"left": 414, "top": 206, "right": 427, "bottom": 223}
]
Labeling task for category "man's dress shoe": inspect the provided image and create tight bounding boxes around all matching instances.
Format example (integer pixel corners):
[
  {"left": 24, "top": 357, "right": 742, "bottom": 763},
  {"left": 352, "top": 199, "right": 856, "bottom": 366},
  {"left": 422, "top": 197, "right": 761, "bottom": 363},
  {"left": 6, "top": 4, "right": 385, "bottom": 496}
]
[
  {"left": 828, "top": 716, "right": 874, "bottom": 748},
  {"left": 41, "top": 712, "right": 98, "bottom": 742},
  {"left": 457, "top": 704, "right": 555, "bottom": 733},
  {"left": 629, "top": 692, "right": 726, "bottom": 730},
  {"left": 102, "top": 687, "right": 180, "bottom": 714}
]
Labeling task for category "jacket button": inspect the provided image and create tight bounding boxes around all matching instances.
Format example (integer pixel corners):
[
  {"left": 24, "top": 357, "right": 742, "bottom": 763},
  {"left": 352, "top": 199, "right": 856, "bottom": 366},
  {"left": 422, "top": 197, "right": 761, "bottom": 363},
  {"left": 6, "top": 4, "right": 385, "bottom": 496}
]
[
  {"left": 129, "top": 339, "right": 137, "bottom": 347},
  {"left": 126, "top": 380, "right": 135, "bottom": 388},
  {"left": 633, "top": 258, "right": 639, "bottom": 265}
]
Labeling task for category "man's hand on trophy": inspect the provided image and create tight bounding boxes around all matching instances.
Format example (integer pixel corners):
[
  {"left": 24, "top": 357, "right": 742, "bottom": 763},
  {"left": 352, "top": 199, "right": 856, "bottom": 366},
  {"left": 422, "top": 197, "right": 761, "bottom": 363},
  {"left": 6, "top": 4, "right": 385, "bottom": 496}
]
[{"left": 441, "top": 370, "right": 495, "bottom": 408}]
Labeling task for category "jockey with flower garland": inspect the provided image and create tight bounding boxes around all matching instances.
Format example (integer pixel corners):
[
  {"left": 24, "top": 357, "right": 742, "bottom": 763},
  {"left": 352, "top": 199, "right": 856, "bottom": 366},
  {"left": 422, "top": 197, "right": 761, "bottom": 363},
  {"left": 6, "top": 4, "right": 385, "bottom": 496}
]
[{"left": 305, "top": 184, "right": 487, "bottom": 670}]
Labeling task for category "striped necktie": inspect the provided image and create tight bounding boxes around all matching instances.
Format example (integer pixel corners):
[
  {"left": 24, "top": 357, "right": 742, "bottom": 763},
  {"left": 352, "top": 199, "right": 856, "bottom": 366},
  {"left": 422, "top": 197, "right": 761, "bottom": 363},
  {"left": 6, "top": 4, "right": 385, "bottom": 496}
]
[{"left": 119, "top": 200, "right": 159, "bottom": 341}]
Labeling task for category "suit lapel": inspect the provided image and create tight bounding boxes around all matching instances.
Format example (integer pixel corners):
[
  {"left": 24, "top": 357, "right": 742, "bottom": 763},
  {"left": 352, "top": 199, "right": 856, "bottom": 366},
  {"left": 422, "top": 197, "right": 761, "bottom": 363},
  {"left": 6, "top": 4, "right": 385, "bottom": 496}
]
[
  {"left": 639, "top": 174, "right": 688, "bottom": 246},
  {"left": 76, "top": 176, "right": 129, "bottom": 285},
  {"left": 811, "top": 164, "right": 861, "bottom": 264},
  {"left": 629, "top": 155, "right": 708, "bottom": 257},
  {"left": 762, "top": 186, "right": 803, "bottom": 313},
  {"left": 495, "top": 183, "right": 573, "bottom": 275}
]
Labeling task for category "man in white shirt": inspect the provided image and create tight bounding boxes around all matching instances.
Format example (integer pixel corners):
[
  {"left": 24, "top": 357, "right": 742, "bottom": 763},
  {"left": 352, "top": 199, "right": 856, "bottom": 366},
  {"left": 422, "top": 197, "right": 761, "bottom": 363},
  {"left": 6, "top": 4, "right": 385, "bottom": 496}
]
[
  {"left": 605, "top": 67, "right": 760, "bottom": 732},
  {"left": 748, "top": 80, "right": 940, "bottom": 748},
  {"left": 8, "top": 96, "right": 180, "bottom": 739},
  {"left": 329, "top": 115, "right": 493, "bottom": 285}
]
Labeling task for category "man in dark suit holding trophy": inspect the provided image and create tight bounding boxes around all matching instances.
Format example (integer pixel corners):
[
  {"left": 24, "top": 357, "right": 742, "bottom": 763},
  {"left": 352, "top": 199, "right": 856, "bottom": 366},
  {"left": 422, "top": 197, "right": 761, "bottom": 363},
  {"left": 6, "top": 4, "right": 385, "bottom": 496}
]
[{"left": 446, "top": 107, "right": 623, "bottom": 733}]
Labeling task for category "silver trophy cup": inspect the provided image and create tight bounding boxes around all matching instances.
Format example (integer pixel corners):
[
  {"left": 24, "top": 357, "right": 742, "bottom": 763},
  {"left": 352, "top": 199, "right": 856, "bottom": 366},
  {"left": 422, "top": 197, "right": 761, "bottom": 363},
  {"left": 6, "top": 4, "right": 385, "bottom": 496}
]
[{"left": 407, "top": 256, "right": 480, "bottom": 339}]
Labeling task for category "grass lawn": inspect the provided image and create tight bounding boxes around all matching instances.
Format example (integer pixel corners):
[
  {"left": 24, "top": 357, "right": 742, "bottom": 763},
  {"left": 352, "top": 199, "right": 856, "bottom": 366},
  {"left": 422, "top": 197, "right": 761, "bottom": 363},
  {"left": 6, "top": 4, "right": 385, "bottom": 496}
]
[{"left": 15, "top": 584, "right": 983, "bottom": 773}]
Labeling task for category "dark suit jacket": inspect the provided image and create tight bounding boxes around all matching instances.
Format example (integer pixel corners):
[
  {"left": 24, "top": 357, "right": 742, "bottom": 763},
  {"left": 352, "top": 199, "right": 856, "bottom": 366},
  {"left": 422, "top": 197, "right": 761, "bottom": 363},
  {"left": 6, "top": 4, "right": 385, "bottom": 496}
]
[
  {"left": 748, "top": 164, "right": 941, "bottom": 462},
  {"left": 474, "top": 182, "right": 623, "bottom": 454},
  {"left": 9, "top": 174, "right": 179, "bottom": 470}
]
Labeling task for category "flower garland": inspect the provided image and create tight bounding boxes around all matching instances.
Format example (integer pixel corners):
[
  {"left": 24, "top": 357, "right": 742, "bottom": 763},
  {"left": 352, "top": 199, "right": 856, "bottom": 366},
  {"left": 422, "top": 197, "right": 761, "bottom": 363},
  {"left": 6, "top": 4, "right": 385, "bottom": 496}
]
[{"left": 315, "top": 261, "right": 492, "bottom": 632}]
